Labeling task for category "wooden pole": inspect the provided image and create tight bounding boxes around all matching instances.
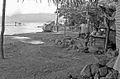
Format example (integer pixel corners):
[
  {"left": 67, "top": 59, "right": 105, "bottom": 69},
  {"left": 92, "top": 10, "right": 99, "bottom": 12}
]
[
  {"left": 1, "top": 0, "right": 6, "bottom": 59},
  {"left": 56, "top": 1, "right": 59, "bottom": 32},
  {"left": 104, "top": 16, "right": 109, "bottom": 52}
]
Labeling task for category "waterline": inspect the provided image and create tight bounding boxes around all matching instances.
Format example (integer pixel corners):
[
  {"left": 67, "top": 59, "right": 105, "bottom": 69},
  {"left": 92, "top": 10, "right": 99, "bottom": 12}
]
[
  {"left": 11, "top": 36, "right": 44, "bottom": 45},
  {"left": 0, "top": 23, "right": 44, "bottom": 35}
]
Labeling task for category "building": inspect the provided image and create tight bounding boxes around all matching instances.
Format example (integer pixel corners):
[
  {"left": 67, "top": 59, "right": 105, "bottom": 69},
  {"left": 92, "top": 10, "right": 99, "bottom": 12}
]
[{"left": 113, "top": 0, "right": 120, "bottom": 73}]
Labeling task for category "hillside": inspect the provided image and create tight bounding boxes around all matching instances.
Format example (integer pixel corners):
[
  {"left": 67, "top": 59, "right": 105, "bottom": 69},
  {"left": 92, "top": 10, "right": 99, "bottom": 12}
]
[{"left": 0, "top": 13, "right": 57, "bottom": 23}]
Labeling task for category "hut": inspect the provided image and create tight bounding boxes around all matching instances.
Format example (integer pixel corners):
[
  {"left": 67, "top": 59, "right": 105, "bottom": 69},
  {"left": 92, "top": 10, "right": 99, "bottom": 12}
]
[{"left": 113, "top": 0, "right": 120, "bottom": 73}]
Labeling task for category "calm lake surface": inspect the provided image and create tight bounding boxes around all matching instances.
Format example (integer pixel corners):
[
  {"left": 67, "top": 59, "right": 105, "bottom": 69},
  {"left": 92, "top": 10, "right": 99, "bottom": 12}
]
[{"left": 0, "top": 23, "right": 44, "bottom": 35}]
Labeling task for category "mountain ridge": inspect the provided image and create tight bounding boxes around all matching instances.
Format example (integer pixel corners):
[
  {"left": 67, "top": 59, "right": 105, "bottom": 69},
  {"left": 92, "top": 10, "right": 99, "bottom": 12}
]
[{"left": 0, "top": 13, "right": 57, "bottom": 23}]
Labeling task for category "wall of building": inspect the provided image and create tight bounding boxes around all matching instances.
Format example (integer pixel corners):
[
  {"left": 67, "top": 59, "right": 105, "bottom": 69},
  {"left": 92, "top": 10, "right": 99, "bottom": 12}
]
[{"left": 115, "top": 0, "right": 120, "bottom": 48}]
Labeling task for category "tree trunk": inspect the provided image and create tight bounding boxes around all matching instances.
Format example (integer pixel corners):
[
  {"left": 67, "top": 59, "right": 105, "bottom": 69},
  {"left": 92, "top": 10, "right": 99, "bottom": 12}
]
[
  {"left": 64, "top": 18, "right": 67, "bottom": 36},
  {"left": 0, "top": 0, "right": 6, "bottom": 59},
  {"left": 56, "top": 2, "right": 59, "bottom": 32}
]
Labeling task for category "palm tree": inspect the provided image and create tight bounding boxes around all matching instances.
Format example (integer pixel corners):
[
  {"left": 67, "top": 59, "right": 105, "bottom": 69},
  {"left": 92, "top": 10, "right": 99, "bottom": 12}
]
[
  {"left": 1, "top": 0, "right": 6, "bottom": 59},
  {"left": 56, "top": 0, "right": 59, "bottom": 32},
  {"left": 49, "top": 0, "right": 61, "bottom": 32}
]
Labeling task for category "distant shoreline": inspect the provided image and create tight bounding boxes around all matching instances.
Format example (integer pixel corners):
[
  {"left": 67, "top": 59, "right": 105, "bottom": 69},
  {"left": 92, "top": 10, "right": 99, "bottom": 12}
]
[{"left": 0, "top": 22, "right": 44, "bottom": 35}]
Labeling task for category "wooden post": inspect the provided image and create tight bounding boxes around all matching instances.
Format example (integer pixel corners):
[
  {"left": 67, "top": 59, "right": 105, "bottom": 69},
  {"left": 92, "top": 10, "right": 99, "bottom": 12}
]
[
  {"left": 0, "top": 0, "right": 6, "bottom": 59},
  {"left": 56, "top": 1, "right": 59, "bottom": 32},
  {"left": 104, "top": 16, "right": 109, "bottom": 52}
]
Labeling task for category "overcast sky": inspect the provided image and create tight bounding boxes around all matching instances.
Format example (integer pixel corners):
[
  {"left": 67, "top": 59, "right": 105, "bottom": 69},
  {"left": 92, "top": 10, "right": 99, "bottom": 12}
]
[{"left": 0, "top": 0, "right": 56, "bottom": 16}]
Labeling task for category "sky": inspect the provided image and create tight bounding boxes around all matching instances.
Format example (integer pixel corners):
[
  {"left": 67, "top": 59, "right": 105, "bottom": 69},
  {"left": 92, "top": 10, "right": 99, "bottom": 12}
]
[{"left": 0, "top": 0, "right": 57, "bottom": 16}]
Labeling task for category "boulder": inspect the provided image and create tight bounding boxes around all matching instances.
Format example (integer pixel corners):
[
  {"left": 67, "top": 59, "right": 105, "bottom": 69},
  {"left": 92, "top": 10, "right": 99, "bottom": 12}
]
[
  {"left": 94, "top": 71, "right": 100, "bottom": 79},
  {"left": 106, "top": 69, "right": 119, "bottom": 79},
  {"left": 55, "top": 39, "right": 61, "bottom": 45},
  {"left": 82, "top": 47, "right": 89, "bottom": 53},
  {"left": 67, "top": 45, "right": 73, "bottom": 50},
  {"left": 88, "top": 47, "right": 98, "bottom": 54},
  {"left": 106, "top": 49, "right": 119, "bottom": 58},
  {"left": 57, "top": 41, "right": 62, "bottom": 46},
  {"left": 72, "top": 45, "right": 78, "bottom": 50},
  {"left": 64, "top": 42, "right": 69, "bottom": 48},
  {"left": 60, "top": 43, "right": 66, "bottom": 48},
  {"left": 80, "top": 64, "right": 92, "bottom": 78},
  {"left": 90, "top": 63, "right": 100, "bottom": 76},
  {"left": 65, "top": 36, "right": 72, "bottom": 40},
  {"left": 99, "top": 66, "right": 108, "bottom": 77},
  {"left": 113, "top": 49, "right": 119, "bottom": 57},
  {"left": 77, "top": 43, "right": 83, "bottom": 49},
  {"left": 70, "top": 39, "right": 75, "bottom": 45},
  {"left": 98, "top": 59, "right": 109, "bottom": 67}
]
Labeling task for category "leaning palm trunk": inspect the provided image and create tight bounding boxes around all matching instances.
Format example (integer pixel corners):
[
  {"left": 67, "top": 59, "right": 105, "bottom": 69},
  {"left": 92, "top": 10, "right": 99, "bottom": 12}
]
[{"left": 0, "top": 0, "right": 6, "bottom": 59}]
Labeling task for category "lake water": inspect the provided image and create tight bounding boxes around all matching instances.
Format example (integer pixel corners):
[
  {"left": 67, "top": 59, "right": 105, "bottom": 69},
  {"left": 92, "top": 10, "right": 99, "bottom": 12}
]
[{"left": 0, "top": 23, "right": 44, "bottom": 35}]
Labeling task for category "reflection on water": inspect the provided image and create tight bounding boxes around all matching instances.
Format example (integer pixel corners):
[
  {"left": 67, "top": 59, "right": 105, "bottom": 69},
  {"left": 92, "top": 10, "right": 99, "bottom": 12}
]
[
  {"left": 11, "top": 36, "right": 44, "bottom": 44},
  {"left": 22, "top": 40, "right": 44, "bottom": 44},
  {"left": 12, "top": 36, "right": 31, "bottom": 40},
  {"left": 0, "top": 23, "right": 44, "bottom": 35}
]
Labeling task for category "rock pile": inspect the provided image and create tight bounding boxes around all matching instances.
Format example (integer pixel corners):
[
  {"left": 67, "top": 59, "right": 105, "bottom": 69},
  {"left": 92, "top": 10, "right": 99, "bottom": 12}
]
[
  {"left": 105, "top": 49, "right": 119, "bottom": 58},
  {"left": 80, "top": 61, "right": 119, "bottom": 79},
  {"left": 93, "top": 49, "right": 104, "bottom": 55},
  {"left": 55, "top": 36, "right": 85, "bottom": 52},
  {"left": 93, "top": 48, "right": 119, "bottom": 58}
]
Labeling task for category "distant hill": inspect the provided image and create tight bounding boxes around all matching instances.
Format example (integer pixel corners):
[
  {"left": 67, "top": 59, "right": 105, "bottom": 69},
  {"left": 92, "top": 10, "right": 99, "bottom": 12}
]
[{"left": 0, "top": 13, "right": 57, "bottom": 23}]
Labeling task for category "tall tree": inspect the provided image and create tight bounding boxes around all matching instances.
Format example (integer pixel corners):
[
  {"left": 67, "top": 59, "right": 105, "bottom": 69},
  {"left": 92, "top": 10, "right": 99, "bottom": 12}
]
[
  {"left": 50, "top": 0, "right": 61, "bottom": 32},
  {"left": 1, "top": 0, "right": 6, "bottom": 59}
]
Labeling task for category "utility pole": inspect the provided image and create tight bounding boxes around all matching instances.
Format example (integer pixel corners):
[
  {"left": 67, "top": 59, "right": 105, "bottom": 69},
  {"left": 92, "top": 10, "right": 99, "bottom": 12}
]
[
  {"left": 56, "top": 1, "right": 59, "bottom": 32},
  {"left": 0, "top": 0, "right": 6, "bottom": 59}
]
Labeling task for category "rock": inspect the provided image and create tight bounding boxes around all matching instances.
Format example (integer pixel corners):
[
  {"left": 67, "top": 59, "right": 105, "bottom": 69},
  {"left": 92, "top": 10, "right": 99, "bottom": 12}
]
[
  {"left": 91, "top": 63, "right": 100, "bottom": 76},
  {"left": 55, "top": 39, "right": 61, "bottom": 45},
  {"left": 94, "top": 71, "right": 100, "bottom": 79},
  {"left": 106, "top": 49, "right": 114, "bottom": 58},
  {"left": 80, "top": 64, "right": 92, "bottom": 77},
  {"left": 113, "top": 49, "right": 119, "bottom": 57},
  {"left": 94, "top": 50, "right": 104, "bottom": 55},
  {"left": 67, "top": 45, "right": 73, "bottom": 50},
  {"left": 106, "top": 48, "right": 119, "bottom": 58},
  {"left": 65, "top": 36, "right": 72, "bottom": 40},
  {"left": 77, "top": 43, "right": 83, "bottom": 48},
  {"left": 99, "top": 66, "right": 108, "bottom": 77},
  {"left": 70, "top": 39, "right": 75, "bottom": 45},
  {"left": 57, "top": 41, "right": 62, "bottom": 46},
  {"left": 82, "top": 47, "right": 89, "bottom": 53},
  {"left": 72, "top": 45, "right": 78, "bottom": 50},
  {"left": 60, "top": 43, "right": 66, "bottom": 48},
  {"left": 106, "top": 69, "right": 119, "bottom": 79},
  {"left": 76, "top": 49, "right": 80, "bottom": 52},
  {"left": 64, "top": 42, "right": 69, "bottom": 48},
  {"left": 106, "top": 71, "right": 113, "bottom": 79},
  {"left": 98, "top": 59, "right": 109, "bottom": 67},
  {"left": 106, "top": 57, "right": 116, "bottom": 68},
  {"left": 88, "top": 47, "right": 98, "bottom": 54}
]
